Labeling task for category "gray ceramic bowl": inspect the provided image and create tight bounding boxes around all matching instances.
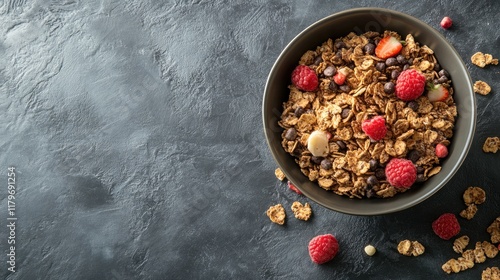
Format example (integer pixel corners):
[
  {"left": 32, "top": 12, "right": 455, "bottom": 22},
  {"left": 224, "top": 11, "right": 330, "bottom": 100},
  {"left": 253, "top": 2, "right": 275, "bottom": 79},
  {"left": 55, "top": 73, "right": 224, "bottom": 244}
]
[{"left": 262, "top": 8, "right": 476, "bottom": 215}]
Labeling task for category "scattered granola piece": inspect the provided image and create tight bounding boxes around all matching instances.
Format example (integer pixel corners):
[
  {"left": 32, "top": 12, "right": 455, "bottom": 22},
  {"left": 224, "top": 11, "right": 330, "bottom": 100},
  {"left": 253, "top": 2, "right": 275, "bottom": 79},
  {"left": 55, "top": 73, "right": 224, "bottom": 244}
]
[
  {"left": 482, "top": 267, "right": 500, "bottom": 280},
  {"left": 487, "top": 217, "right": 500, "bottom": 243},
  {"left": 442, "top": 258, "right": 461, "bottom": 274},
  {"left": 474, "top": 242, "right": 487, "bottom": 263},
  {"left": 291, "top": 201, "right": 312, "bottom": 221},
  {"left": 266, "top": 204, "right": 286, "bottom": 225},
  {"left": 463, "top": 186, "right": 486, "bottom": 205},
  {"left": 453, "top": 235, "right": 470, "bottom": 254},
  {"left": 460, "top": 204, "right": 478, "bottom": 220},
  {"left": 482, "top": 241, "right": 499, "bottom": 259},
  {"left": 474, "top": 81, "right": 492, "bottom": 95},
  {"left": 483, "top": 137, "right": 500, "bottom": 153},
  {"left": 275, "top": 168, "right": 286, "bottom": 181},
  {"left": 471, "top": 52, "right": 499, "bottom": 68},
  {"left": 397, "top": 240, "right": 425, "bottom": 256},
  {"left": 364, "top": 244, "right": 376, "bottom": 256}
]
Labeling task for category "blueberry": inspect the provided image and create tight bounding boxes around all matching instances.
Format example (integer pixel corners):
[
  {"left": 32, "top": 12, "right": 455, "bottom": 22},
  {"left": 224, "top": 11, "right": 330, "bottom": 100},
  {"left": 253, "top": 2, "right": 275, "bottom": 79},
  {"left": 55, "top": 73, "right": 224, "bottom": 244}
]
[
  {"left": 439, "top": 69, "right": 450, "bottom": 78},
  {"left": 294, "top": 106, "right": 305, "bottom": 117},
  {"left": 407, "top": 101, "right": 419, "bottom": 111},
  {"left": 385, "top": 57, "right": 398, "bottom": 66},
  {"left": 363, "top": 43, "right": 376, "bottom": 55},
  {"left": 311, "top": 156, "right": 323, "bottom": 165},
  {"left": 320, "top": 159, "right": 332, "bottom": 170},
  {"left": 375, "top": 62, "right": 386, "bottom": 72},
  {"left": 434, "top": 63, "right": 441, "bottom": 71},
  {"left": 416, "top": 174, "right": 426, "bottom": 183},
  {"left": 396, "top": 54, "right": 407, "bottom": 65},
  {"left": 313, "top": 56, "right": 323, "bottom": 66},
  {"left": 416, "top": 166, "right": 425, "bottom": 174},
  {"left": 437, "top": 76, "right": 448, "bottom": 84},
  {"left": 375, "top": 168, "right": 386, "bottom": 180},
  {"left": 391, "top": 70, "right": 401, "bottom": 80},
  {"left": 369, "top": 159, "right": 379, "bottom": 171},
  {"left": 340, "top": 85, "right": 351, "bottom": 92},
  {"left": 323, "top": 66, "right": 336, "bottom": 77},
  {"left": 367, "top": 175, "right": 379, "bottom": 186},
  {"left": 329, "top": 81, "right": 338, "bottom": 91},
  {"left": 384, "top": 82, "right": 395, "bottom": 94},
  {"left": 284, "top": 128, "right": 297, "bottom": 140},
  {"left": 335, "top": 41, "right": 347, "bottom": 50},
  {"left": 403, "top": 64, "right": 410, "bottom": 71},
  {"left": 341, "top": 108, "right": 351, "bottom": 119}
]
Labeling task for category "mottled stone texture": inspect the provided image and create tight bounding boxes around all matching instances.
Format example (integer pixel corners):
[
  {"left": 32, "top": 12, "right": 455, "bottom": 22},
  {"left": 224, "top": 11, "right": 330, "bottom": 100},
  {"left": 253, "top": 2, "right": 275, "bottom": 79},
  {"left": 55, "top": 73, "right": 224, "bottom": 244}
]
[{"left": 0, "top": 0, "right": 499, "bottom": 279}]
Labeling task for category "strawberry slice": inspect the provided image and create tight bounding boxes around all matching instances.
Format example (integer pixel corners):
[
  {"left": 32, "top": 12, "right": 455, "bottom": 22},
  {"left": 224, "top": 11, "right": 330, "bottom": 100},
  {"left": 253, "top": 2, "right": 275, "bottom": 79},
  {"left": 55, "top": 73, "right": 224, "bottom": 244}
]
[
  {"left": 375, "top": 36, "right": 403, "bottom": 59},
  {"left": 427, "top": 84, "right": 450, "bottom": 102}
]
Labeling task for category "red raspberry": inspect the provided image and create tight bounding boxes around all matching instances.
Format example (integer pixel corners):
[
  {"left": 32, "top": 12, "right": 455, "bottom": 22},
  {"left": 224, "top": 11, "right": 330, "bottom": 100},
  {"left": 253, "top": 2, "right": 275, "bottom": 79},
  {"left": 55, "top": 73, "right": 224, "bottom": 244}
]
[
  {"left": 361, "top": 116, "right": 387, "bottom": 141},
  {"left": 440, "top": 16, "right": 453, "bottom": 29},
  {"left": 385, "top": 158, "right": 417, "bottom": 188},
  {"left": 287, "top": 181, "right": 303, "bottom": 195},
  {"left": 435, "top": 143, "right": 449, "bottom": 158},
  {"left": 308, "top": 234, "right": 339, "bottom": 264},
  {"left": 432, "top": 213, "right": 461, "bottom": 240},
  {"left": 395, "top": 69, "right": 426, "bottom": 101},
  {"left": 291, "top": 65, "right": 318, "bottom": 91}
]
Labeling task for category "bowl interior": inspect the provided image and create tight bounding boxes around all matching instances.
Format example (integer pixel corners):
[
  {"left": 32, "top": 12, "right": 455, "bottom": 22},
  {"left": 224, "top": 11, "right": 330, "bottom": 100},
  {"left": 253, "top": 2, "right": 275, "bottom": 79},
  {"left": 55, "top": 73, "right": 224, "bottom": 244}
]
[{"left": 263, "top": 8, "right": 475, "bottom": 215}]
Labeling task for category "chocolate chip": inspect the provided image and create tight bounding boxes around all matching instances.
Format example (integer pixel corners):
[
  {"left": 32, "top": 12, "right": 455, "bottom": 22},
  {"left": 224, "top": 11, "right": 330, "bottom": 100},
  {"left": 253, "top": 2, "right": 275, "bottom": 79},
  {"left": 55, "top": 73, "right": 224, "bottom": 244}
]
[
  {"left": 416, "top": 174, "right": 426, "bottom": 183},
  {"left": 336, "top": 140, "right": 346, "bottom": 151},
  {"left": 366, "top": 189, "right": 375, "bottom": 198},
  {"left": 329, "top": 81, "right": 338, "bottom": 91},
  {"left": 407, "top": 150, "right": 420, "bottom": 163},
  {"left": 439, "top": 69, "right": 450, "bottom": 78},
  {"left": 385, "top": 57, "right": 398, "bottom": 66},
  {"left": 396, "top": 54, "right": 407, "bottom": 65},
  {"left": 310, "top": 156, "right": 323, "bottom": 165},
  {"left": 340, "top": 85, "right": 351, "bottom": 92},
  {"left": 341, "top": 108, "right": 351, "bottom": 118},
  {"left": 294, "top": 106, "right": 305, "bottom": 117},
  {"left": 403, "top": 64, "right": 410, "bottom": 71},
  {"left": 284, "top": 128, "right": 297, "bottom": 140},
  {"left": 391, "top": 69, "right": 401, "bottom": 80},
  {"left": 407, "top": 101, "right": 419, "bottom": 111},
  {"left": 335, "top": 41, "right": 347, "bottom": 50},
  {"left": 375, "top": 62, "right": 386, "bottom": 72},
  {"left": 437, "top": 76, "right": 448, "bottom": 84},
  {"left": 416, "top": 166, "right": 425, "bottom": 174},
  {"left": 363, "top": 43, "right": 376, "bottom": 55},
  {"left": 407, "top": 58, "right": 413, "bottom": 65},
  {"left": 320, "top": 159, "right": 332, "bottom": 170},
  {"left": 313, "top": 56, "right": 323, "bottom": 66},
  {"left": 384, "top": 82, "right": 395, "bottom": 94},
  {"left": 434, "top": 63, "right": 441, "bottom": 71},
  {"left": 323, "top": 66, "right": 336, "bottom": 77}
]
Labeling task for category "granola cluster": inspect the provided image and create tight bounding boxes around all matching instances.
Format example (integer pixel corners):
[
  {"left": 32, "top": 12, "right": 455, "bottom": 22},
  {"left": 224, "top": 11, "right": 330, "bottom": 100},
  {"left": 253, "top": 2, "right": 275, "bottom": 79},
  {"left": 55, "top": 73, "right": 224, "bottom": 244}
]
[
  {"left": 442, "top": 240, "right": 498, "bottom": 274},
  {"left": 397, "top": 240, "right": 425, "bottom": 256},
  {"left": 279, "top": 31, "right": 457, "bottom": 198},
  {"left": 459, "top": 186, "right": 486, "bottom": 220}
]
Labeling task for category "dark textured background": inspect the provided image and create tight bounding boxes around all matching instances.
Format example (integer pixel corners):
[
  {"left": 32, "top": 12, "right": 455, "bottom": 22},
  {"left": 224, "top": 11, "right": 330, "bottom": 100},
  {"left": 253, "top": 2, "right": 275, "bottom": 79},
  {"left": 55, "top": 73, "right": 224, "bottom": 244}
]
[{"left": 0, "top": 0, "right": 499, "bottom": 279}]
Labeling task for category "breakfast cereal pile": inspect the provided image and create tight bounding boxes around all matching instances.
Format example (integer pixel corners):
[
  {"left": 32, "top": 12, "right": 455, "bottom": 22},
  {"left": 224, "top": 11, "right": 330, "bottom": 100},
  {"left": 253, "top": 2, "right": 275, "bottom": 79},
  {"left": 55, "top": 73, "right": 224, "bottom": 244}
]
[{"left": 278, "top": 30, "right": 457, "bottom": 198}]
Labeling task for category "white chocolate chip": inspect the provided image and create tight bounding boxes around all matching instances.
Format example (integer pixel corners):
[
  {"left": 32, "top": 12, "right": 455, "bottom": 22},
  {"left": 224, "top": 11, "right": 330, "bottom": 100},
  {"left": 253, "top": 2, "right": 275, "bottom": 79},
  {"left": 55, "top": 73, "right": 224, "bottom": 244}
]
[
  {"left": 364, "top": 245, "right": 376, "bottom": 256},
  {"left": 307, "top": 130, "right": 329, "bottom": 157}
]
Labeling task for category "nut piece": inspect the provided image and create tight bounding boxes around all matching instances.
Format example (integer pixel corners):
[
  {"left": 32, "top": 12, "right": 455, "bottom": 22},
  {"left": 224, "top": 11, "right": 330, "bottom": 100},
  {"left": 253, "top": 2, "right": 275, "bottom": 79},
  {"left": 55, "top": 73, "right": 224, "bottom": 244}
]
[
  {"left": 474, "top": 81, "right": 492, "bottom": 95},
  {"left": 266, "top": 204, "right": 286, "bottom": 225},
  {"left": 291, "top": 201, "right": 312, "bottom": 221},
  {"left": 307, "top": 130, "right": 329, "bottom": 157},
  {"left": 487, "top": 217, "right": 500, "bottom": 244},
  {"left": 483, "top": 137, "right": 500, "bottom": 153},
  {"left": 471, "top": 52, "right": 499, "bottom": 68},
  {"left": 397, "top": 240, "right": 424, "bottom": 256},
  {"left": 482, "top": 241, "right": 499, "bottom": 259},
  {"left": 482, "top": 267, "right": 500, "bottom": 280},
  {"left": 364, "top": 244, "right": 376, "bottom": 256},
  {"left": 453, "top": 235, "right": 470, "bottom": 254},
  {"left": 463, "top": 186, "right": 486, "bottom": 205},
  {"left": 275, "top": 168, "right": 286, "bottom": 181},
  {"left": 460, "top": 204, "right": 478, "bottom": 220}
]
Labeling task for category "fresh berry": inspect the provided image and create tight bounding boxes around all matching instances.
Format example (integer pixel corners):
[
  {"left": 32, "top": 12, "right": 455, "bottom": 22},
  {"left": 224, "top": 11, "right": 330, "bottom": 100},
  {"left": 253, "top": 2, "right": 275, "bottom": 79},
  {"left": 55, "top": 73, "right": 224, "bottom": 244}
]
[
  {"left": 361, "top": 116, "right": 387, "bottom": 141},
  {"left": 427, "top": 83, "right": 450, "bottom": 102},
  {"left": 375, "top": 36, "right": 403, "bottom": 59},
  {"left": 333, "top": 72, "right": 346, "bottom": 85},
  {"left": 435, "top": 143, "right": 449, "bottom": 158},
  {"left": 385, "top": 158, "right": 417, "bottom": 188},
  {"left": 291, "top": 65, "right": 318, "bottom": 91},
  {"left": 308, "top": 234, "right": 339, "bottom": 264},
  {"left": 432, "top": 213, "right": 461, "bottom": 240},
  {"left": 287, "top": 181, "right": 303, "bottom": 195},
  {"left": 395, "top": 69, "right": 426, "bottom": 101},
  {"left": 440, "top": 17, "right": 453, "bottom": 29}
]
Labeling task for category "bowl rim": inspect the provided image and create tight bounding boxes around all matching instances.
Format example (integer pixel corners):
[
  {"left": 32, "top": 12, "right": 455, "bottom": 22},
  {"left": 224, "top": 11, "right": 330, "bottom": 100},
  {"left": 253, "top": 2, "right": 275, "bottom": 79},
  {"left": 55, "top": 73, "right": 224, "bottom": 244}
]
[{"left": 262, "top": 7, "right": 476, "bottom": 215}]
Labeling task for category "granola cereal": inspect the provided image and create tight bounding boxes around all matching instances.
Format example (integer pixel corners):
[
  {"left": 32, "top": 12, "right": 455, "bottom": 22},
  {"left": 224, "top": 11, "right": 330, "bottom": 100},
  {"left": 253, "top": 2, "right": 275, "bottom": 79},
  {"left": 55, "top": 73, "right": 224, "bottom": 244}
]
[
  {"left": 459, "top": 204, "right": 478, "bottom": 220},
  {"left": 453, "top": 235, "right": 470, "bottom": 254},
  {"left": 291, "top": 201, "right": 312, "bottom": 221},
  {"left": 266, "top": 204, "right": 286, "bottom": 225},
  {"left": 275, "top": 168, "right": 286, "bottom": 181},
  {"left": 474, "top": 80, "right": 492, "bottom": 95},
  {"left": 483, "top": 137, "right": 500, "bottom": 153},
  {"left": 463, "top": 186, "right": 486, "bottom": 205},
  {"left": 397, "top": 240, "right": 425, "bottom": 256},
  {"left": 483, "top": 267, "right": 500, "bottom": 280},
  {"left": 487, "top": 217, "right": 500, "bottom": 244},
  {"left": 471, "top": 52, "right": 499, "bottom": 68},
  {"left": 279, "top": 31, "right": 457, "bottom": 198}
]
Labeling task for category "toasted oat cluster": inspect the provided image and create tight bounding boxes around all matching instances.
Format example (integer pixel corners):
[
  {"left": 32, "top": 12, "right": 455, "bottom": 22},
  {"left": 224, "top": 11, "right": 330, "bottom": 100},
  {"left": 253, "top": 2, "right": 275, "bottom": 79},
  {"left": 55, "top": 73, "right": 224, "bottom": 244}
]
[
  {"left": 487, "top": 217, "right": 500, "bottom": 244},
  {"left": 460, "top": 186, "right": 486, "bottom": 220},
  {"left": 279, "top": 31, "right": 457, "bottom": 198},
  {"left": 471, "top": 52, "right": 499, "bottom": 68},
  {"left": 291, "top": 201, "right": 312, "bottom": 221},
  {"left": 442, "top": 240, "right": 498, "bottom": 274},
  {"left": 483, "top": 137, "right": 500, "bottom": 153},
  {"left": 483, "top": 267, "right": 500, "bottom": 280},
  {"left": 397, "top": 240, "right": 425, "bottom": 256},
  {"left": 266, "top": 204, "right": 286, "bottom": 225},
  {"left": 474, "top": 80, "right": 492, "bottom": 95}
]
